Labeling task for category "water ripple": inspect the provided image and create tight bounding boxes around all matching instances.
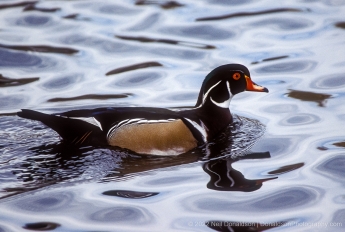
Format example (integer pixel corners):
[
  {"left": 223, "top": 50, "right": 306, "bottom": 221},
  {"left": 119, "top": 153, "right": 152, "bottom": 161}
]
[
  {"left": 317, "top": 155, "right": 345, "bottom": 181},
  {"left": 14, "top": 191, "right": 74, "bottom": 212},
  {"left": 98, "top": 4, "right": 141, "bottom": 15},
  {"left": 311, "top": 73, "right": 345, "bottom": 89},
  {"left": 185, "top": 186, "right": 319, "bottom": 212},
  {"left": 89, "top": 206, "right": 154, "bottom": 224},
  {"left": 112, "top": 71, "right": 163, "bottom": 87},
  {"left": 332, "top": 209, "right": 345, "bottom": 227},
  {"left": 281, "top": 113, "right": 321, "bottom": 126},
  {"left": 251, "top": 17, "right": 313, "bottom": 30},
  {"left": 0, "top": 95, "right": 28, "bottom": 110},
  {"left": 255, "top": 60, "right": 317, "bottom": 74},
  {"left": 0, "top": 48, "right": 41, "bottom": 67},
  {"left": 160, "top": 25, "right": 235, "bottom": 40},
  {"left": 264, "top": 103, "right": 298, "bottom": 113},
  {"left": 16, "top": 15, "right": 52, "bottom": 27},
  {"left": 41, "top": 73, "right": 82, "bottom": 90},
  {"left": 251, "top": 188, "right": 316, "bottom": 210}
]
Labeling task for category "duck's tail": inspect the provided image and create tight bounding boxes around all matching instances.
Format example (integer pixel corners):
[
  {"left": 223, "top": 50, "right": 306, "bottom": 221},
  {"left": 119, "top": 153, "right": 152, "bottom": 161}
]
[{"left": 17, "top": 109, "right": 104, "bottom": 145}]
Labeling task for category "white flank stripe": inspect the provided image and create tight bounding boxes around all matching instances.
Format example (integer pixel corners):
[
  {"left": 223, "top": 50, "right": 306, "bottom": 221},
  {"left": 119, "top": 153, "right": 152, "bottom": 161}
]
[
  {"left": 68, "top": 117, "right": 103, "bottom": 131},
  {"left": 184, "top": 118, "right": 207, "bottom": 143},
  {"left": 107, "top": 118, "right": 177, "bottom": 138}
]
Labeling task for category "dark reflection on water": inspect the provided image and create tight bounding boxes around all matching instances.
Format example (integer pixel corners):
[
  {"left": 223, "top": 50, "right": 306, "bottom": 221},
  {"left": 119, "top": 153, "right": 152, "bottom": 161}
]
[
  {"left": 333, "top": 141, "right": 345, "bottom": 148},
  {"left": 335, "top": 22, "right": 345, "bottom": 29},
  {"left": 23, "top": 222, "right": 60, "bottom": 231},
  {"left": 0, "top": 43, "right": 78, "bottom": 55},
  {"left": 135, "top": 0, "right": 184, "bottom": 9},
  {"left": 203, "top": 152, "right": 276, "bottom": 192},
  {"left": 251, "top": 55, "right": 289, "bottom": 65},
  {"left": 286, "top": 89, "right": 332, "bottom": 107},
  {"left": 102, "top": 190, "right": 159, "bottom": 199},
  {"left": 116, "top": 35, "right": 216, "bottom": 49},
  {"left": 196, "top": 7, "right": 304, "bottom": 21},
  {"left": 23, "top": 2, "right": 60, "bottom": 13},
  {"left": 0, "top": 74, "right": 39, "bottom": 87},
  {"left": 0, "top": 1, "right": 38, "bottom": 10},
  {"left": 268, "top": 163, "right": 304, "bottom": 175},
  {"left": 47, "top": 93, "right": 132, "bottom": 103},
  {"left": 106, "top": 61, "right": 162, "bottom": 76}
]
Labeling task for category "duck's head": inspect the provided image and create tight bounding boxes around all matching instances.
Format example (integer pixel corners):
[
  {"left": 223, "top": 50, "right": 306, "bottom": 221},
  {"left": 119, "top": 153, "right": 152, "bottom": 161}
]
[{"left": 195, "top": 64, "right": 268, "bottom": 108}]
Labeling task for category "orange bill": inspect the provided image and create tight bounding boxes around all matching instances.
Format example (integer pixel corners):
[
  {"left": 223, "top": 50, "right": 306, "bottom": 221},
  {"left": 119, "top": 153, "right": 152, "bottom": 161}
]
[{"left": 245, "top": 75, "right": 269, "bottom": 93}]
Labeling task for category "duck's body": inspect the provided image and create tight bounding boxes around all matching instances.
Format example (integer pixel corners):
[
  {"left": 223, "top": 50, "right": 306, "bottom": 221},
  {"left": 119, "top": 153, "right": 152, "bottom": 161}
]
[{"left": 18, "top": 64, "right": 268, "bottom": 155}]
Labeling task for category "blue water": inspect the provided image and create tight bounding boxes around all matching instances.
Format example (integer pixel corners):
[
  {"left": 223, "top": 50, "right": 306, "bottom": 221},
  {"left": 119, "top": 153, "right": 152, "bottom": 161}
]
[{"left": 1, "top": 0, "right": 345, "bottom": 231}]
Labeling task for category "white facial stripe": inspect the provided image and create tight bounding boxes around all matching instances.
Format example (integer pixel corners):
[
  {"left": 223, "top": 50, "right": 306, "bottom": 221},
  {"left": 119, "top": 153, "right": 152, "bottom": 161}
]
[
  {"left": 184, "top": 118, "right": 207, "bottom": 143},
  {"left": 202, "top": 80, "right": 222, "bottom": 105},
  {"left": 210, "top": 97, "right": 231, "bottom": 108},
  {"left": 68, "top": 117, "right": 103, "bottom": 131},
  {"left": 210, "top": 80, "right": 233, "bottom": 108}
]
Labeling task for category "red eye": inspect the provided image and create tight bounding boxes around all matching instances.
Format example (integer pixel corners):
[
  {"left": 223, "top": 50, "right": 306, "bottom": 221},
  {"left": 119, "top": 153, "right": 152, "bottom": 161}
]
[{"left": 233, "top": 73, "right": 241, "bottom": 80}]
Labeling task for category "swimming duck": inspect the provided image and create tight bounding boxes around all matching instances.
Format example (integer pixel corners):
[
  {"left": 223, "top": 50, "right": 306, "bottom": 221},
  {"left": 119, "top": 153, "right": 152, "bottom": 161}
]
[{"left": 17, "top": 64, "right": 268, "bottom": 156}]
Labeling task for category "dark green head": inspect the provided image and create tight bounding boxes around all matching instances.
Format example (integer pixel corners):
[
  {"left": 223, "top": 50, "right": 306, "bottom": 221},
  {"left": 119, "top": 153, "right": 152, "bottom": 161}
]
[{"left": 195, "top": 64, "right": 268, "bottom": 108}]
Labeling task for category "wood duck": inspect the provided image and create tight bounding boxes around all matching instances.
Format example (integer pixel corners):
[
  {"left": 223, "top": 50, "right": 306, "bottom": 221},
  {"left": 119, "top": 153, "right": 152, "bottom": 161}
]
[{"left": 17, "top": 64, "right": 268, "bottom": 156}]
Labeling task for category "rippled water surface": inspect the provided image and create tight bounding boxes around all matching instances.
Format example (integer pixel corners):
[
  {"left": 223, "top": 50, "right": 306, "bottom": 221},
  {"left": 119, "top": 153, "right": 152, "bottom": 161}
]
[{"left": 1, "top": 0, "right": 345, "bottom": 231}]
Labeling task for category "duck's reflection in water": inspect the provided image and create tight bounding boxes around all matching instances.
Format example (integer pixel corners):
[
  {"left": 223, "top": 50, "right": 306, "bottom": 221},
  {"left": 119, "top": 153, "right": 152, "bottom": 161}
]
[
  {"left": 203, "top": 152, "right": 276, "bottom": 192},
  {"left": 2, "top": 115, "right": 273, "bottom": 198}
]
